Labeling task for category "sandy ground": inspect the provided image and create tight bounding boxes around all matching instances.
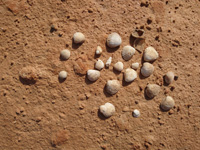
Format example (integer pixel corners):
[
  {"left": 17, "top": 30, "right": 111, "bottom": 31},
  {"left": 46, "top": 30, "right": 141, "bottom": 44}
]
[{"left": 0, "top": 0, "right": 200, "bottom": 149}]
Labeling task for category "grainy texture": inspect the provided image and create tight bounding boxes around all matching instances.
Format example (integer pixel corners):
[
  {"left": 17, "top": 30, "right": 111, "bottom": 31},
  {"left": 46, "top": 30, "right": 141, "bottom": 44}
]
[{"left": 0, "top": 0, "right": 200, "bottom": 149}]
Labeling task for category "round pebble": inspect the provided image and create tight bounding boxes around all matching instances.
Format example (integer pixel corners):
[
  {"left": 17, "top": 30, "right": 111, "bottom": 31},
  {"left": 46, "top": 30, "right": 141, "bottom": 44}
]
[
  {"left": 87, "top": 70, "right": 100, "bottom": 82},
  {"left": 107, "top": 33, "right": 122, "bottom": 48},
  {"left": 124, "top": 68, "right": 137, "bottom": 82},
  {"left": 132, "top": 109, "right": 140, "bottom": 118},
  {"left": 122, "top": 45, "right": 136, "bottom": 61},
  {"left": 143, "top": 46, "right": 159, "bottom": 62},
  {"left": 73, "top": 32, "right": 85, "bottom": 44},
  {"left": 95, "top": 59, "right": 104, "bottom": 70},
  {"left": 100, "top": 102, "right": 115, "bottom": 118},
  {"left": 60, "top": 49, "right": 70, "bottom": 60},
  {"left": 96, "top": 46, "right": 102, "bottom": 55},
  {"left": 160, "top": 96, "right": 175, "bottom": 111},
  {"left": 141, "top": 62, "right": 154, "bottom": 77},
  {"left": 59, "top": 71, "right": 68, "bottom": 80},
  {"left": 106, "top": 80, "right": 120, "bottom": 95},
  {"left": 113, "top": 62, "right": 123, "bottom": 72},
  {"left": 131, "top": 62, "right": 139, "bottom": 70},
  {"left": 145, "top": 84, "right": 160, "bottom": 99},
  {"left": 164, "top": 71, "right": 174, "bottom": 84}
]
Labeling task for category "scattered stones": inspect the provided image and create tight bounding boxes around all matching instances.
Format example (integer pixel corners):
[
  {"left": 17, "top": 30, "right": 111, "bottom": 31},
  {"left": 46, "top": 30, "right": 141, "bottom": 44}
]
[
  {"left": 164, "top": 71, "right": 174, "bottom": 84},
  {"left": 60, "top": 49, "right": 70, "bottom": 60},
  {"left": 73, "top": 32, "right": 85, "bottom": 44},
  {"left": 96, "top": 46, "right": 103, "bottom": 55},
  {"left": 100, "top": 102, "right": 115, "bottom": 117},
  {"left": 19, "top": 66, "right": 38, "bottom": 82},
  {"left": 107, "top": 32, "right": 122, "bottom": 48},
  {"left": 121, "top": 45, "right": 136, "bottom": 61},
  {"left": 106, "top": 80, "right": 120, "bottom": 95},
  {"left": 160, "top": 96, "right": 175, "bottom": 111},
  {"left": 113, "top": 62, "right": 123, "bottom": 72},
  {"left": 145, "top": 84, "right": 160, "bottom": 99},
  {"left": 95, "top": 59, "right": 104, "bottom": 70},
  {"left": 58, "top": 71, "right": 68, "bottom": 80},
  {"left": 141, "top": 62, "right": 154, "bottom": 77},
  {"left": 124, "top": 68, "right": 137, "bottom": 82},
  {"left": 143, "top": 46, "right": 159, "bottom": 62},
  {"left": 105, "top": 57, "right": 112, "bottom": 68},
  {"left": 132, "top": 109, "right": 140, "bottom": 118},
  {"left": 87, "top": 70, "right": 100, "bottom": 82},
  {"left": 131, "top": 62, "right": 139, "bottom": 70}
]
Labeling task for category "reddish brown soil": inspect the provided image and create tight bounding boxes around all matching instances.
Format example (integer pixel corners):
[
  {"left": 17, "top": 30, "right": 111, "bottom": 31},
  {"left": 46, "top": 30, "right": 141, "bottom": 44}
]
[{"left": 0, "top": 0, "right": 200, "bottom": 149}]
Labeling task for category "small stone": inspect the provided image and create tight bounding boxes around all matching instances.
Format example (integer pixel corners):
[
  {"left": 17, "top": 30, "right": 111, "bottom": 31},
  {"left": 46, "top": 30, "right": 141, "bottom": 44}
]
[
  {"left": 124, "top": 68, "right": 137, "bottom": 82},
  {"left": 96, "top": 46, "right": 102, "bottom": 55},
  {"left": 160, "top": 96, "right": 175, "bottom": 111},
  {"left": 122, "top": 45, "right": 136, "bottom": 61},
  {"left": 141, "top": 62, "right": 154, "bottom": 77},
  {"left": 19, "top": 66, "right": 38, "bottom": 82},
  {"left": 60, "top": 49, "right": 70, "bottom": 60},
  {"left": 73, "top": 32, "right": 85, "bottom": 44},
  {"left": 105, "top": 57, "right": 112, "bottom": 68},
  {"left": 107, "top": 33, "right": 122, "bottom": 48},
  {"left": 131, "top": 62, "right": 139, "bottom": 70},
  {"left": 87, "top": 70, "right": 100, "bottom": 82},
  {"left": 164, "top": 71, "right": 174, "bottom": 84},
  {"left": 100, "top": 102, "right": 115, "bottom": 117},
  {"left": 143, "top": 46, "right": 159, "bottom": 62},
  {"left": 95, "top": 59, "right": 104, "bottom": 70},
  {"left": 145, "top": 84, "right": 160, "bottom": 98},
  {"left": 106, "top": 80, "right": 120, "bottom": 95},
  {"left": 132, "top": 109, "right": 140, "bottom": 118},
  {"left": 59, "top": 71, "right": 68, "bottom": 80},
  {"left": 113, "top": 62, "right": 123, "bottom": 72}
]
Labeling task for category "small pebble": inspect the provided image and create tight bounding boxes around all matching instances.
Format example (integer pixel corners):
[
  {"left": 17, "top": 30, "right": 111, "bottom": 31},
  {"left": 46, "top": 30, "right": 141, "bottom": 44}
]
[
  {"left": 145, "top": 84, "right": 160, "bottom": 99},
  {"left": 96, "top": 46, "right": 102, "bottom": 55},
  {"left": 131, "top": 62, "right": 139, "bottom": 70},
  {"left": 113, "top": 62, "right": 123, "bottom": 72},
  {"left": 100, "top": 102, "right": 115, "bottom": 117},
  {"left": 141, "top": 62, "right": 154, "bottom": 77},
  {"left": 132, "top": 109, "right": 140, "bottom": 118},
  {"left": 19, "top": 66, "right": 38, "bottom": 81},
  {"left": 59, "top": 71, "right": 68, "bottom": 80},
  {"left": 160, "top": 96, "right": 175, "bottom": 111},
  {"left": 122, "top": 45, "right": 136, "bottom": 61},
  {"left": 95, "top": 59, "right": 104, "bottom": 70},
  {"left": 73, "top": 32, "right": 85, "bottom": 44},
  {"left": 124, "top": 68, "right": 137, "bottom": 82},
  {"left": 60, "top": 49, "right": 70, "bottom": 60},
  {"left": 164, "top": 71, "right": 174, "bottom": 84},
  {"left": 105, "top": 57, "right": 112, "bottom": 68},
  {"left": 87, "top": 70, "right": 100, "bottom": 82},
  {"left": 143, "top": 46, "right": 159, "bottom": 62},
  {"left": 107, "top": 33, "right": 122, "bottom": 48},
  {"left": 106, "top": 80, "right": 120, "bottom": 95}
]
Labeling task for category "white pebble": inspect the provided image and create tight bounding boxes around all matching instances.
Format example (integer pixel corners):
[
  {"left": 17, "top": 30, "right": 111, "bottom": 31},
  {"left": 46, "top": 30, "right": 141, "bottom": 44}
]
[
  {"left": 113, "top": 62, "right": 123, "bottom": 72},
  {"left": 100, "top": 102, "right": 115, "bottom": 118},
  {"left": 131, "top": 62, "right": 139, "bottom": 70},
  {"left": 59, "top": 71, "right": 68, "bottom": 80},
  {"left": 73, "top": 32, "right": 85, "bottom": 44},
  {"left": 96, "top": 46, "right": 102, "bottom": 55},
  {"left": 161, "top": 96, "right": 175, "bottom": 111},
  {"left": 121, "top": 45, "right": 136, "bottom": 61},
  {"left": 105, "top": 57, "right": 112, "bottom": 68},
  {"left": 141, "top": 62, "right": 154, "bottom": 77},
  {"left": 144, "top": 46, "right": 159, "bottom": 62},
  {"left": 107, "top": 33, "right": 122, "bottom": 48},
  {"left": 164, "top": 71, "right": 174, "bottom": 84},
  {"left": 106, "top": 80, "right": 120, "bottom": 95},
  {"left": 124, "top": 68, "right": 137, "bottom": 82},
  {"left": 132, "top": 109, "right": 140, "bottom": 118},
  {"left": 87, "top": 70, "right": 100, "bottom": 82},
  {"left": 60, "top": 49, "right": 70, "bottom": 60},
  {"left": 95, "top": 59, "right": 104, "bottom": 70},
  {"left": 145, "top": 84, "right": 160, "bottom": 98}
]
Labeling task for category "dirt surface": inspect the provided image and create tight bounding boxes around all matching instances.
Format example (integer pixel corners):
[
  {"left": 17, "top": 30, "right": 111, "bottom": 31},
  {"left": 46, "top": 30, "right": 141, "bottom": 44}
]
[{"left": 0, "top": 0, "right": 200, "bottom": 149}]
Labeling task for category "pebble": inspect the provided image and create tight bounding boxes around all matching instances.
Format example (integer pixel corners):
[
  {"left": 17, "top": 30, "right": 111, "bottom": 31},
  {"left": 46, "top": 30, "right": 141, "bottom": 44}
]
[
  {"left": 73, "top": 32, "right": 85, "bottom": 44},
  {"left": 145, "top": 84, "right": 160, "bottom": 98},
  {"left": 107, "top": 32, "right": 122, "bottom": 48},
  {"left": 122, "top": 45, "right": 136, "bottom": 61},
  {"left": 100, "top": 102, "right": 115, "bottom": 117},
  {"left": 105, "top": 57, "right": 112, "bottom": 68},
  {"left": 143, "top": 46, "right": 159, "bottom": 62},
  {"left": 60, "top": 49, "right": 70, "bottom": 60},
  {"left": 141, "top": 62, "right": 154, "bottom": 77},
  {"left": 96, "top": 46, "right": 102, "bottom": 55},
  {"left": 95, "top": 59, "right": 104, "bottom": 70},
  {"left": 132, "top": 109, "right": 140, "bottom": 118},
  {"left": 124, "top": 68, "right": 137, "bottom": 82},
  {"left": 87, "top": 70, "right": 100, "bottom": 82},
  {"left": 19, "top": 66, "right": 38, "bottom": 81},
  {"left": 59, "top": 71, "right": 68, "bottom": 80},
  {"left": 160, "top": 96, "right": 175, "bottom": 111},
  {"left": 164, "top": 71, "right": 174, "bottom": 84},
  {"left": 113, "top": 62, "right": 123, "bottom": 72},
  {"left": 106, "top": 80, "right": 120, "bottom": 95},
  {"left": 131, "top": 62, "right": 139, "bottom": 70}
]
